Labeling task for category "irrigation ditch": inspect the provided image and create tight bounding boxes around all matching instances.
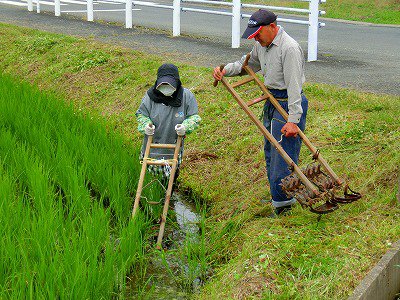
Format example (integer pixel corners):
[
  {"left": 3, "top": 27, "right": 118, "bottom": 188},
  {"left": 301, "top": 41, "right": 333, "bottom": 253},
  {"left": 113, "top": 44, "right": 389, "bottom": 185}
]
[
  {"left": 128, "top": 193, "right": 209, "bottom": 299},
  {"left": 0, "top": 73, "right": 210, "bottom": 299}
]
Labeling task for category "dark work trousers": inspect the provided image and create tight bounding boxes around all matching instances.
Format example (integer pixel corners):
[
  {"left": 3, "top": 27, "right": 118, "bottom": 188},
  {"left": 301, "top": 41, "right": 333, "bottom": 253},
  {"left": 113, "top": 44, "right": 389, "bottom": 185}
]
[{"left": 263, "top": 89, "right": 308, "bottom": 208}]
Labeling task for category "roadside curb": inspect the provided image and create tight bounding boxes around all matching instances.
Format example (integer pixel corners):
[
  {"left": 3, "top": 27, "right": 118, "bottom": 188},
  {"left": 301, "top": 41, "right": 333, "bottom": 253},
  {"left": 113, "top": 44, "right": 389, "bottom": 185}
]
[{"left": 348, "top": 239, "right": 400, "bottom": 300}]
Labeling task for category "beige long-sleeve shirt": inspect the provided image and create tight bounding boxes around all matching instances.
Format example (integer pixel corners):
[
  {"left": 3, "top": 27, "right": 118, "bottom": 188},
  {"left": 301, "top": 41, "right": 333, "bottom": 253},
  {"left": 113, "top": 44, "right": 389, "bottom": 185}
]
[{"left": 223, "top": 26, "right": 306, "bottom": 123}]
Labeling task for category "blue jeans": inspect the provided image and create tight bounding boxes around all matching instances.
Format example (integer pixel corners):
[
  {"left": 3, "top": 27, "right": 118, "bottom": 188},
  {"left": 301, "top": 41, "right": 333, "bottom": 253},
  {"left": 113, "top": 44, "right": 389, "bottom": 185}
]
[{"left": 263, "top": 90, "right": 308, "bottom": 208}]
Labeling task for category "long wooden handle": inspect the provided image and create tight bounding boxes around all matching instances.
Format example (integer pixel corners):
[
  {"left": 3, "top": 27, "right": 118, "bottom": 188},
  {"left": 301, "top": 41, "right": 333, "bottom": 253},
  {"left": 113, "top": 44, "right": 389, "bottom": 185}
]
[
  {"left": 132, "top": 134, "right": 153, "bottom": 219},
  {"left": 213, "top": 65, "right": 225, "bottom": 87},
  {"left": 213, "top": 54, "right": 251, "bottom": 87},
  {"left": 156, "top": 135, "right": 183, "bottom": 249},
  {"left": 220, "top": 76, "right": 320, "bottom": 197},
  {"left": 244, "top": 66, "right": 342, "bottom": 186}
]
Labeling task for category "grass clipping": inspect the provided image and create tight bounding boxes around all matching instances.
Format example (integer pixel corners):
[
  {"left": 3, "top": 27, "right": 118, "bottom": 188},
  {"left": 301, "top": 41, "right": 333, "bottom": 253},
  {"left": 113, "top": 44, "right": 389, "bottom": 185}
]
[{"left": 0, "top": 23, "right": 399, "bottom": 299}]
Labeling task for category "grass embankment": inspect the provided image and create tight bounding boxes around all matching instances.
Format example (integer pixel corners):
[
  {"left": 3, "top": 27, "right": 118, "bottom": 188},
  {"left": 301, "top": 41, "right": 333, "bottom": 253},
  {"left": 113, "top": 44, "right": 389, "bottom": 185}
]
[
  {"left": 0, "top": 73, "right": 168, "bottom": 297},
  {"left": 241, "top": 0, "right": 400, "bottom": 25},
  {"left": 0, "top": 23, "right": 399, "bottom": 299}
]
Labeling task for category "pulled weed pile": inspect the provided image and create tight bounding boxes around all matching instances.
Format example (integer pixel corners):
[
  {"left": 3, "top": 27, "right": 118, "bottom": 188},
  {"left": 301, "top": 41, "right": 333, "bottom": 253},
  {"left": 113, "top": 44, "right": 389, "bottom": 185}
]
[{"left": 0, "top": 74, "right": 162, "bottom": 298}]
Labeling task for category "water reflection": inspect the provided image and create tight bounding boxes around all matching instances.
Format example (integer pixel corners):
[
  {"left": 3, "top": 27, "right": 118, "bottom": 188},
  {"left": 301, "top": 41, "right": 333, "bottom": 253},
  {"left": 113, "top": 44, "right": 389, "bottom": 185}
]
[{"left": 127, "top": 192, "right": 203, "bottom": 300}]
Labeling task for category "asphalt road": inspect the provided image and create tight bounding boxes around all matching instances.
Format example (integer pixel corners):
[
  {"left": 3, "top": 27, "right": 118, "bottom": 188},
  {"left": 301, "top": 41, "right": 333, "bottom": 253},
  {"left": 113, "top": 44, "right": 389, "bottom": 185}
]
[{"left": 0, "top": 3, "right": 399, "bottom": 95}]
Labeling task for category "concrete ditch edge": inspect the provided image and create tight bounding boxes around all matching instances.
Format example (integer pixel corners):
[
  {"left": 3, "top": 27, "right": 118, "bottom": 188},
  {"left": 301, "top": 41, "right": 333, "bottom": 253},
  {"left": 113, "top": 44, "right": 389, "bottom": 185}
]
[{"left": 348, "top": 239, "right": 400, "bottom": 300}]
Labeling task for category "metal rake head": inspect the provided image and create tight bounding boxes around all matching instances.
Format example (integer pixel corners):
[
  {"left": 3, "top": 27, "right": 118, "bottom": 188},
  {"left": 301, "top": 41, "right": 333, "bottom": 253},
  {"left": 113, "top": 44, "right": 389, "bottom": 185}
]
[{"left": 281, "top": 163, "right": 361, "bottom": 214}]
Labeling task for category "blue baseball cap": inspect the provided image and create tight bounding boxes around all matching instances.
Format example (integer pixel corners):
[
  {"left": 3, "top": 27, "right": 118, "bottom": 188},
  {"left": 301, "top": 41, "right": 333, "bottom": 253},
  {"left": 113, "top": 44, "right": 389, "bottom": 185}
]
[{"left": 242, "top": 9, "right": 277, "bottom": 39}]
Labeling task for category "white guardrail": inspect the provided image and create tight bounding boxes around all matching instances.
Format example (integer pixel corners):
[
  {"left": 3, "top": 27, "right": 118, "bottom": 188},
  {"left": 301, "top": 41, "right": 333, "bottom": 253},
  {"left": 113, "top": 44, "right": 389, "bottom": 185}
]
[{"left": 26, "top": 0, "right": 326, "bottom": 61}]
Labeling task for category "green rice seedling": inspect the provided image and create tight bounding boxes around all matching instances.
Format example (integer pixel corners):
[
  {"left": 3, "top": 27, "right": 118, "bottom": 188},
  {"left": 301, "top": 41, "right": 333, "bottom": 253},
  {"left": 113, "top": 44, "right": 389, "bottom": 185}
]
[
  {"left": 0, "top": 74, "right": 165, "bottom": 298},
  {"left": 151, "top": 196, "right": 209, "bottom": 295},
  {"left": 0, "top": 165, "right": 22, "bottom": 298},
  {"left": 176, "top": 198, "right": 208, "bottom": 292}
]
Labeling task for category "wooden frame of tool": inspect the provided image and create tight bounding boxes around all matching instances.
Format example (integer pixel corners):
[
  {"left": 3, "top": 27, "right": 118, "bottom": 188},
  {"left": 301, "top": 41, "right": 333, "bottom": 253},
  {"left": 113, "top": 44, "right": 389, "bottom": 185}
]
[
  {"left": 131, "top": 135, "right": 183, "bottom": 249},
  {"left": 214, "top": 57, "right": 343, "bottom": 199}
]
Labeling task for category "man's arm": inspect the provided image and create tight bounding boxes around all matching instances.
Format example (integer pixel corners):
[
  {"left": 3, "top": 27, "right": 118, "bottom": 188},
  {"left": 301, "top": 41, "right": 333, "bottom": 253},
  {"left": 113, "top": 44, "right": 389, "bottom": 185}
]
[
  {"left": 213, "top": 44, "right": 262, "bottom": 80},
  {"left": 281, "top": 46, "right": 305, "bottom": 137},
  {"left": 282, "top": 46, "right": 304, "bottom": 124},
  {"left": 224, "top": 47, "right": 262, "bottom": 76}
]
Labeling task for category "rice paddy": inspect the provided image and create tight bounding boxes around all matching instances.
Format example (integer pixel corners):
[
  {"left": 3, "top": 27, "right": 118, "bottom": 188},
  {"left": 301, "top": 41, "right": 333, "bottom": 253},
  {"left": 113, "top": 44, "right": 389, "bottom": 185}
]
[{"left": 0, "top": 73, "right": 165, "bottom": 298}]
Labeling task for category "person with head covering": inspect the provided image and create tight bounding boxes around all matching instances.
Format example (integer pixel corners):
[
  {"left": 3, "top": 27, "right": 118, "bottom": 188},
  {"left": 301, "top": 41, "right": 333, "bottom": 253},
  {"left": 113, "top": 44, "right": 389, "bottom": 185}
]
[
  {"left": 213, "top": 9, "right": 308, "bottom": 217},
  {"left": 136, "top": 63, "right": 201, "bottom": 182}
]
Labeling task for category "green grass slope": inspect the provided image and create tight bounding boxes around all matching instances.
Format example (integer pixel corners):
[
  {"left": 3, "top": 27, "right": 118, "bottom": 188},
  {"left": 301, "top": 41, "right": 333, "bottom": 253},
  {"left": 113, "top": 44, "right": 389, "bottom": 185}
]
[{"left": 241, "top": 0, "right": 400, "bottom": 25}]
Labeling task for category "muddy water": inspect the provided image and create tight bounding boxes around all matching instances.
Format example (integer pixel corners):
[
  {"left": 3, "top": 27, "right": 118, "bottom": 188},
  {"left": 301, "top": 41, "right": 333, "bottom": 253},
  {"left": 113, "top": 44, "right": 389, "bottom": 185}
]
[
  {"left": 128, "top": 193, "right": 203, "bottom": 299},
  {"left": 172, "top": 193, "right": 200, "bottom": 241}
]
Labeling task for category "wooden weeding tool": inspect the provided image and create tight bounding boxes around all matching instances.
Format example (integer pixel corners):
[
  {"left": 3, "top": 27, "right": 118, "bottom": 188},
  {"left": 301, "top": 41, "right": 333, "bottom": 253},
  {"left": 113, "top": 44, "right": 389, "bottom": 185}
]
[{"left": 132, "top": 134, "right": 183, "bottom": 248}]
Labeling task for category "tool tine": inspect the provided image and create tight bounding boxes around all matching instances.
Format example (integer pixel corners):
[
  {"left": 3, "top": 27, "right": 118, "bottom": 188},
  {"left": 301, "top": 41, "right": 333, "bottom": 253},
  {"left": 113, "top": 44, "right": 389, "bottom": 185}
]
[
  {"left": 310, "top": 200, "right": 339, "bottom": 214},
  {"left": 332, "top": 185, "right": 362, "bottom": 204}
]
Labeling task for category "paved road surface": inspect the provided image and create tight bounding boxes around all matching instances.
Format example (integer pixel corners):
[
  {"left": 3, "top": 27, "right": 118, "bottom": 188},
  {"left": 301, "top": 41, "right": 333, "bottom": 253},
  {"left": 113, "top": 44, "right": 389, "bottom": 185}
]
[{"left": 0, "top": 4, "right": 399, "bottom": 95}]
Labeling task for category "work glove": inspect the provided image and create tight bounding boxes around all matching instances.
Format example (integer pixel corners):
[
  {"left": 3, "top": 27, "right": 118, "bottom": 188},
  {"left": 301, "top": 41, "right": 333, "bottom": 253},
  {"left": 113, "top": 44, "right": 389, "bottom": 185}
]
[
  {"left": 144, "top": 123, "right": 155, "bottom": 136},
  {"left": 175, "top": 124, "right": 186, "bottom": 136}
]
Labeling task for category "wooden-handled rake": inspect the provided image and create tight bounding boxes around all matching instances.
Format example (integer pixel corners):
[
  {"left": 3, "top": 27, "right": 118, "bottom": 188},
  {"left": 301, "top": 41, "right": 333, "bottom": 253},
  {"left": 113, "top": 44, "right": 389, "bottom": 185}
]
[{"left": 213, "top": 55, "right": 361, "bottom": 214}]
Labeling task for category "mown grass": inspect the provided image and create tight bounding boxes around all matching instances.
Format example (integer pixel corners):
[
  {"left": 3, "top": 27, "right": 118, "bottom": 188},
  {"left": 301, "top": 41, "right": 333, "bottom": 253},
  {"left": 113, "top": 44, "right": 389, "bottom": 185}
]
[
  {"left": 241, "top": 0, "right": 400, "bottom": 25},
  {"left": 0, "top": 23, "right": 399, "bottom": 299}
]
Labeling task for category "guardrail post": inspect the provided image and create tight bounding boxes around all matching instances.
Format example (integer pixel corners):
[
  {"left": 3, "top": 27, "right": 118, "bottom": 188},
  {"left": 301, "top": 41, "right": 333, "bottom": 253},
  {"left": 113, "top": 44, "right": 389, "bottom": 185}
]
[
  {"left": 173, "top": 0, "right": 181, "bottom": 36},
  {"left": 55, "top": 0, "right": 60, "bottom": 16},
  {"left": 87, "top": 0, "right": 94, "bottom": 21},
  {"left": 231, "top": 0, "right": 241, "bottom": 48},
  {"left": 126, "top": 0, "right": 132, "bottom": 28},
  {"left": 27, "top": 0, "right": 33, "bottom": 11},
  {"left": 307, "top": 0, "right": 319, "bottom": 61},
  {"left": 36, "top": 0, "right": 40, "bottom": 13}
]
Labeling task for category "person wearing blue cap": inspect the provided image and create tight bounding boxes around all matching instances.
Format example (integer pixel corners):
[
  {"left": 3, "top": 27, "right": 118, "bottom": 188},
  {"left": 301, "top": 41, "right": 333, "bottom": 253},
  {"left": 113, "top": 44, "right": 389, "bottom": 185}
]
[
  {"left": 136, "top": 63, "right": 201, "bottom": 183},
  {"left": 213, "top": 9, "right": 308, "bottom": 217}
]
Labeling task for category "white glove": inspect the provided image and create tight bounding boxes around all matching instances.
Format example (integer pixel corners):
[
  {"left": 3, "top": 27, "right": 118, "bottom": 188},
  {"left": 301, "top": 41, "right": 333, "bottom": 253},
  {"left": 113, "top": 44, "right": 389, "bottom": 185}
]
[
  {"left": 175, "top": 124, "right": 186, "bottom": 136},
  {"left": 144, "top": 123, "right": 155, "bottom": 136}
]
